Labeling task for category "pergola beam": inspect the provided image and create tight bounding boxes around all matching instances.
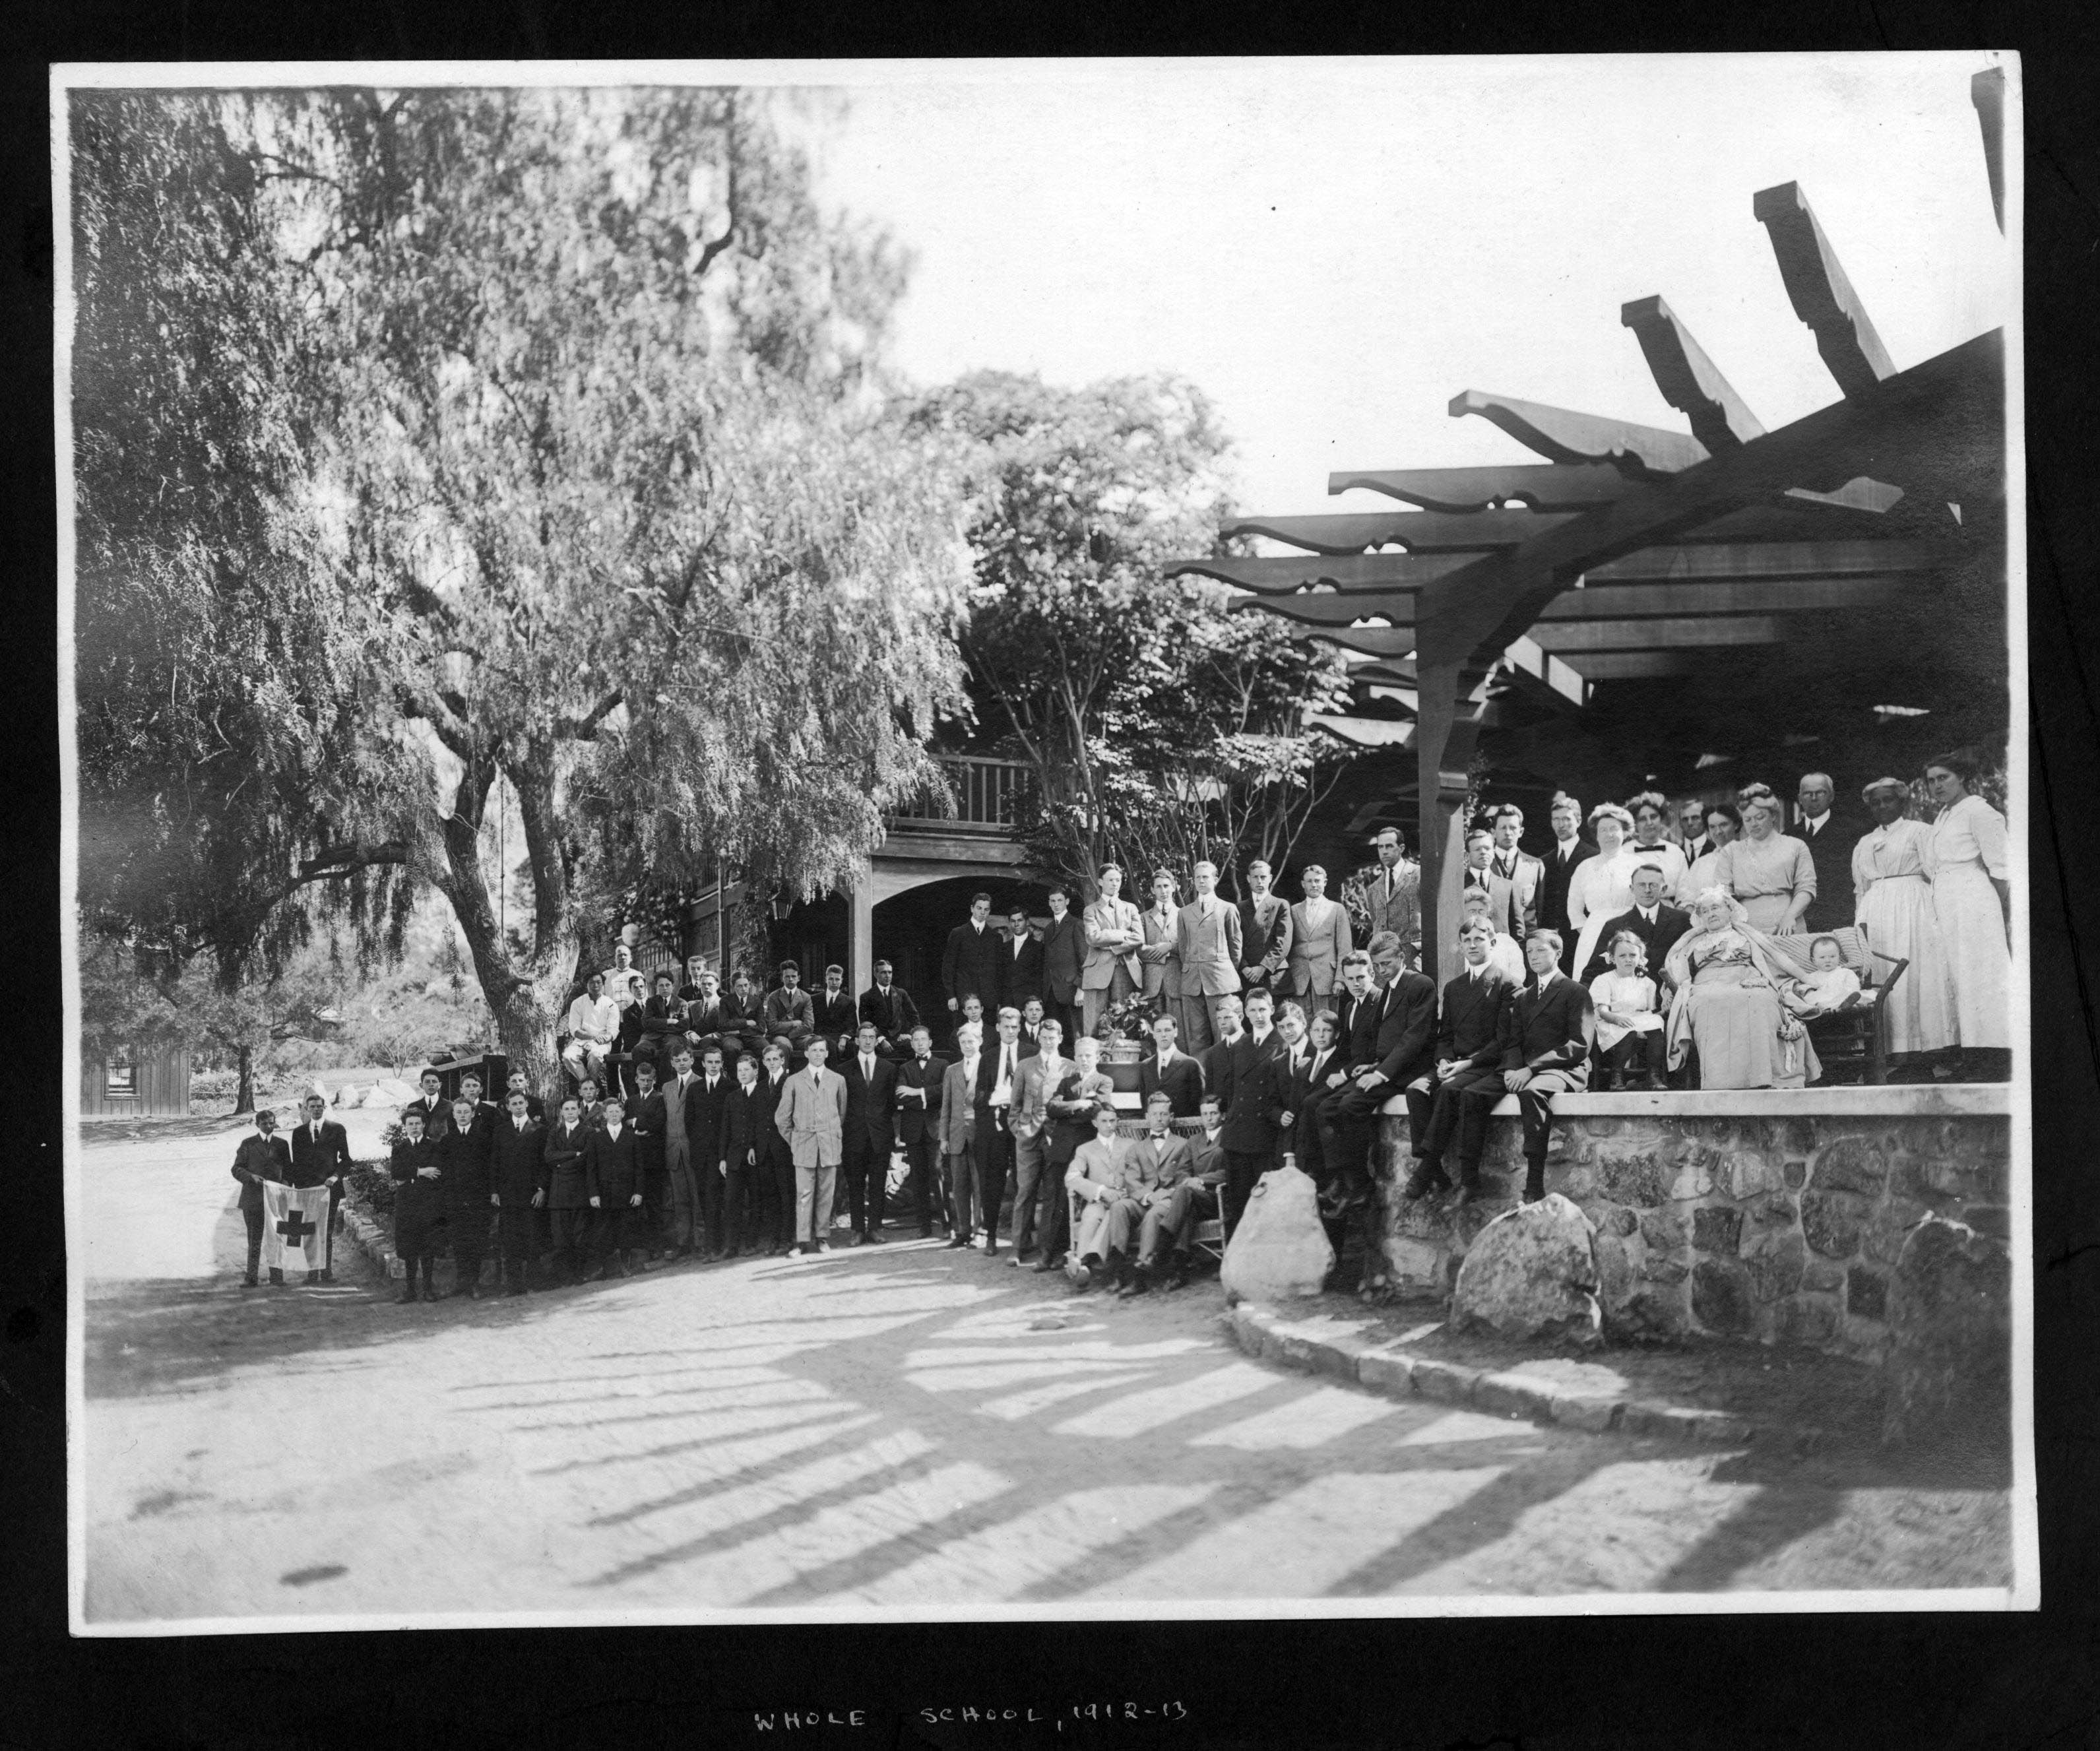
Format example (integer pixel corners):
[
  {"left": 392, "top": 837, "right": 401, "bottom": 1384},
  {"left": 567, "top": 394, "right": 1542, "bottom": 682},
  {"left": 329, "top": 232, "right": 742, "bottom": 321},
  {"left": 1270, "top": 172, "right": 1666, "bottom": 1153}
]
[
  {"left": 1222, "top": 508, "right": 1577, "bottom": 554},
  {"left": 1168, "top": 552, "right": 1471, "bottom": 593},
  {"left": 1325, "top": 462, "right": 1634, "bottom": 511},
  {"left": 1449, "top": 389, "right": 1710, "bottom": 474},
  {"left": 1752, "top": 181, "right": 1897, "bottom": 397},
  {"left": 1239, "top": 571, "right": 1909, "bottom": 631},
  {"left": 1528, "top": 615, "right": 1783, "bottom": 654},
  {"left": 1620, "top": 295, "right": 1767, "bottom": 449}
]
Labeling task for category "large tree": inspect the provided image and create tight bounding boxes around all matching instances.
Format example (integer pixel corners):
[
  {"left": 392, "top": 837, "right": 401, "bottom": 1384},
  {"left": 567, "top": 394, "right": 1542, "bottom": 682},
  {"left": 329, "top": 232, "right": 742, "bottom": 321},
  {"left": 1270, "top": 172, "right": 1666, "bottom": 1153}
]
[
  {"left": 73, "top": 88, "right": 971, "bottom": 1087},
  {"left": 911, "top": 370, "right": 1357, "bottom": 895}
]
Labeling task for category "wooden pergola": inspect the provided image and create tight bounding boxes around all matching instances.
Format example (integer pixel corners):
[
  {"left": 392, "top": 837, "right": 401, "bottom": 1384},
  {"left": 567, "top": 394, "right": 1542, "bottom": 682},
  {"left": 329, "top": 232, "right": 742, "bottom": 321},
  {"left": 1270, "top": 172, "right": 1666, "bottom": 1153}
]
[{"left": 1171, "top": 75, "right": 2008, "bottom": 984}]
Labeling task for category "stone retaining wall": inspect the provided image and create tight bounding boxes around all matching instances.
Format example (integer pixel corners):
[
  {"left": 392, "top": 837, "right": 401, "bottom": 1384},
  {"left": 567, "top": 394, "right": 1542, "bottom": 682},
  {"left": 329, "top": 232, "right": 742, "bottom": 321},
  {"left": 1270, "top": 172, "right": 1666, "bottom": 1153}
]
[{"left": 1371, "top": 1086, "right": 2013, "bottom": 1362}]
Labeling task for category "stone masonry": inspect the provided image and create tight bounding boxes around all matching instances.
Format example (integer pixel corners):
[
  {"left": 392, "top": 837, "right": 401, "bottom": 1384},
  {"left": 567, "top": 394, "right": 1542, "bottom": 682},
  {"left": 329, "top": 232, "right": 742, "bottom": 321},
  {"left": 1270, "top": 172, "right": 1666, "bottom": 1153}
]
[{"left": 1370, "top": 1086, "right": 2013, "bottom": 1363}]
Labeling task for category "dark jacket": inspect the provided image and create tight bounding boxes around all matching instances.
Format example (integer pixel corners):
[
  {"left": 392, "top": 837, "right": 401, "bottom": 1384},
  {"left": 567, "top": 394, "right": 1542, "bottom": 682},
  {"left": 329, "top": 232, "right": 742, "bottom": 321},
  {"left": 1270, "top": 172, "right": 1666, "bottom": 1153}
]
[
  {"left": 1281, "top": 1041, "right": 1348, "bottom": 1115},
  {"left": 437, "top": 1118, "right": 492, "bottom": 1207},
  {"left": 1046, "top": 1063, "right": 1112, "bottom": 1167},
  {"left": 401, "top": 1093, "right": 452, "bottom": 1141},
  {"left": 584, "top": 1123, "right": 644, "bottom": 1207},
  {"left": 230, "top": 1132, "right": 292, "bottom": 1211},
  {"left": 286, "top": 1117, "right": 352, "bottom": 1189},
  {"left": 1368, "top": 970, "right": 1440, "bottom": 1087},
  {"left": 1000, "top": 932, "right": 1046, "bottom": 1010},
  {"left": 753, "top": 1067, "right": 795, "bottom": 1165},
  {"left": 1499, "top": 973, "right": 1596, "bottom": 1075},
  {"left": 1137, "top": 1050, "right": 1205, "bottom": 1119},
  {"left": 942, "top": 920, "right": 1004, "bottom": 1010},
  {"left": 491, "top": 1116, "right": 546, "bottom": 1208},
  {"left": 1039, "top": 912, "right": 1085, "bottom": 1005},
  {"left": 1536, "top": 837, "right": 1598, "bottom": 936},
  {"left": 1209, "top": 1029, "right": 1292, "bottom": 1153},
  {"left": 1332, "top": 985, "right": 1383, "bottom": 1071},
  {"left": 811, "top": 988, "right": 858, "bottom": 1048},
  {"left": 639, "top": 993, "right": 687, "bottom": 1054},
  {"left": 858, "top": 982, "right": 922, "bottom": 1050},
  {"left": 680, "top": 1070, "right": 736, "bottom": 1173},
  {"left": 388, "top": 1135, "right": 445, "bottom": 1248},
  {"left": 893, "top": 1050, "right": 946, "bottom": 1147},
  {"left": 842, "top": 1049, "right": 899, "bottom": 1153},
  {"left": 628, "top": 1086, "right": 669, "bottom": 1174},
  {"left": 542, "top": 1118, "right": 592, "bottom": 1210},
  {"left": 1579, "top": 902, "right": 1694, "bottom": 986},
  {"left": 723, "top": 1077, "right": 768, "bottom": 1170},
  {"left": 1437, "top": 966, "right": 1513, "bottom": 1066},
  {"left": 1797, "top": 809, "right": 1868, "bottom": 932}
]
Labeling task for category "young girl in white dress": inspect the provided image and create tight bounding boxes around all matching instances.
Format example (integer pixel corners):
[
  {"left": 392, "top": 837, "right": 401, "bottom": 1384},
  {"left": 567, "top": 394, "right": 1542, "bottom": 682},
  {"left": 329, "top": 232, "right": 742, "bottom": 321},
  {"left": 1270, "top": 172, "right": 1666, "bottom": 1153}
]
[{"left": 1589, "top": 929, "right": 1666, "bottom": 1088}]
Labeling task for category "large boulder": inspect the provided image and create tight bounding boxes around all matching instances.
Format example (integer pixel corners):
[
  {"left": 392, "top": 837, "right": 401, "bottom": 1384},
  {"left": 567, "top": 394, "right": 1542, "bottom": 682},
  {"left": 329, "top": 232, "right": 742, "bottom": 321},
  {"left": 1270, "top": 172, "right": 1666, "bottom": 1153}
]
[
  {"left": 1221, "top": 1164, "right": 1333, "bottom": 1303},
  {"left": 1882, "top": 1213, "right": 2011, "bottom": 1448},
  {"left": 373, "top": 1077, "right": 419, "bottom": 1108},
  {"left": 1449, "top": 1194, "right": 1603, "bottom": 1348}
]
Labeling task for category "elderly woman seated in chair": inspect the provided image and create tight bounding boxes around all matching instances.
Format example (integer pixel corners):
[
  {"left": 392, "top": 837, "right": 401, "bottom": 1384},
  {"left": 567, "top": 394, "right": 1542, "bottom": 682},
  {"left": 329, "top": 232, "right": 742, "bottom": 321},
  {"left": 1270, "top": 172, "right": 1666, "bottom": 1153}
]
[{"left": 1663, "top": 887, "right": 1821, "bottom": 1090}]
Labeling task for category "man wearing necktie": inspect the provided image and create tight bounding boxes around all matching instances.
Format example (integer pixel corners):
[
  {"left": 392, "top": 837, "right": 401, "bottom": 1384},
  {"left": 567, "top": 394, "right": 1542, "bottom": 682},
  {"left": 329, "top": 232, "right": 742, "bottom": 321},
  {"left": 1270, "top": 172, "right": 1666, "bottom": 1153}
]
[
  {"left": 842, "top": 1021, "right": 899, "bottom": 1244},
  {"left": 938, "top": 1023, "right": 984, "bottom": 1247},
  {"left": 688, "top": 1047, "right": 736, "bottom": 1259},
  {"left": 754, "top": 1043, "right": 798, "bottom": 1254},
  {"left": 1537, "top": 792, "right": 1598, "bottom": 971},
  {"left": 1361, "top": 828, "right": 1422, "bottom": 967},
  {"left": 1172, "top": 860, "right": 1244, "bottom": 1051},
  {"left": 893, "top": 1025, "right": 947, "bottom": 1239},
  {"left": 775, "top": 1037, "right": 846, "bottom": 1256},
  {"left": 1484, "top": 804, "right": 1544, "bottom": 941},
  {"left": 288, "top": 1092, "right": 352, "bottom": 1283},
  {"left": 1577, "top": 864, "right": 1692, "bottom": 988},
  {"left": 1401, "top": 918, "right": 1511, "bottom": 1201},
  {"left": 971, "top": 1009, "right": 1025, "bottom": 1256},
  {"left": 1794, "top": 770, "right": 1862, "bottom": 932}
]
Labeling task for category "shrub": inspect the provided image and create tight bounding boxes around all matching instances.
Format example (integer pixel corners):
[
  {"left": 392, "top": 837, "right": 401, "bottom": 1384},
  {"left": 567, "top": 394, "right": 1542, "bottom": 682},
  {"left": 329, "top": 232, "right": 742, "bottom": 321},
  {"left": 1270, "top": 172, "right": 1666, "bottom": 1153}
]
[{"left": 344, "top": 1160, "right": 396, "bottom": 1217}]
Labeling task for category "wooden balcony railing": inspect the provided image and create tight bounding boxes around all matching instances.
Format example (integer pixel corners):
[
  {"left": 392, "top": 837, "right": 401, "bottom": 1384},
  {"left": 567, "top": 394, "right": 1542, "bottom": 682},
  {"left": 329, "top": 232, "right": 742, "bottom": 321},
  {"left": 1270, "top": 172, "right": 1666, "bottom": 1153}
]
[{"left": 889, "top": 755, "right": 1032, "bottom": 831}]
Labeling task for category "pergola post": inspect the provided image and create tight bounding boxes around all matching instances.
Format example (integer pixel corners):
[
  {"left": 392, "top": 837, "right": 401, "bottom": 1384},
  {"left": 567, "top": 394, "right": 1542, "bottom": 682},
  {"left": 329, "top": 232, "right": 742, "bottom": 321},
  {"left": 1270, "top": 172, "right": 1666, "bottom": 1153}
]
[{"left": 1411, "top": 657, "right": 1484, "bottom": 985}]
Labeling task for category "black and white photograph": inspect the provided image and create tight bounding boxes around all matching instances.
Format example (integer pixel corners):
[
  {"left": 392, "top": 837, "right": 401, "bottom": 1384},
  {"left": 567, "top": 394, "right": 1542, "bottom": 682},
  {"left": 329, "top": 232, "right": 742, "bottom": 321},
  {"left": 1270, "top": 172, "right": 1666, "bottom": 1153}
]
[{"left": 58, "top": 53, "right": 2033, "bottom": 1633}]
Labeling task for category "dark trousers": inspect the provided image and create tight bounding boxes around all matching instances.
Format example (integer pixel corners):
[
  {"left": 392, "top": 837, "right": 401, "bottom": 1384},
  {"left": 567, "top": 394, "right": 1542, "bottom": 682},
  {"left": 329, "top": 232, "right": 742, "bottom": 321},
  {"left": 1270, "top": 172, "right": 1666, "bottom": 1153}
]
[
  {"left": 548, "top": 1206, "right": 590, "bottom": 1276},
  {"left": 1011, "top": 1134, "right": 1052, "bottom": 1257},
  {"left": 496, "top": 1207, "right": 537, "bottom": 1288},
  {"left": 844, "top": 1131, "right": 888, "bottom": 1232},
  {"left": 1326, "top": 1079, "right": 1390, "bottom": 1192},
  {"left": 1405, "top": 1063, "right": 1503, "bottom": 1169},
  {"left": 1290, "top": 1088, "right": 1341, "bottom": 1182},
  {"left": 945, "top": 1148, "right": 978, "bottom": 1238},
  {"left": 722, "top": 1162, "right": 759, "bottom": 1254},
  {"left": 974, "top": 1124, "right": 1015, "bottom": 1244},
  {"left": 1223, "top": 1147, "right": 1274, "bottom": 1237},
  {"left": 241, "top": 1205, "right": 282, "bottom": 1282},
  {"left": 449, "top": 1201, "right": 489, "bottom": 1286},
  {"left": 1599, "top": 1031, "right": 1666, "bottom": 1086},
  {"left": 902, "top": 1139, "right": 941, "bottom": 1232},
  {"left": 696, "top": 1157, "right": 725, "bottom": 1254},
  {"left": 763, "top": 1147, "right": 798, "bottom": 1248}
]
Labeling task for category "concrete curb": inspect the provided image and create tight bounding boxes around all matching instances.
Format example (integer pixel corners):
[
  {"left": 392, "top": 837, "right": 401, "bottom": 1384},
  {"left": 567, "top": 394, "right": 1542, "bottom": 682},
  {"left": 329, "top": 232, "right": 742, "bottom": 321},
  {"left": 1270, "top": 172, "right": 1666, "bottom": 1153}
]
[{"left": 1225, "top": 1302, "right": 1819, "bottom": 1451}]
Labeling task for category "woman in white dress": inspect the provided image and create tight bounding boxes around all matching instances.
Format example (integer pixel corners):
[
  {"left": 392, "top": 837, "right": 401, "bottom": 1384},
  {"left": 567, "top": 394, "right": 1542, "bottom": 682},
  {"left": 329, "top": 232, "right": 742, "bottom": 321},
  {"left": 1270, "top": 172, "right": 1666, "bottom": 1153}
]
[
  {"left": 1567, "top": 802, "right": 1639, "bottom": 980},
  {"left": 1625, "top": 790, "right": 1691, "bottom": 895},
  {"left": 1851, "top": 777, "right": 1954, "bottom": 1066},
  {"left": 1925, "top": 753, "right": 2012, "bottom": 1074}
]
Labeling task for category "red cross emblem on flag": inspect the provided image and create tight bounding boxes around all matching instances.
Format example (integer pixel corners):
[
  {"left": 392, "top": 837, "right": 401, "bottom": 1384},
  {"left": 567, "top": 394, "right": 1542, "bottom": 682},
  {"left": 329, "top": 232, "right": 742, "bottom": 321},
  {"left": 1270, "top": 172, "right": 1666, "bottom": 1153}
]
[{"left": 261, "top": 1182, "right": 332, "bottom": 1276}]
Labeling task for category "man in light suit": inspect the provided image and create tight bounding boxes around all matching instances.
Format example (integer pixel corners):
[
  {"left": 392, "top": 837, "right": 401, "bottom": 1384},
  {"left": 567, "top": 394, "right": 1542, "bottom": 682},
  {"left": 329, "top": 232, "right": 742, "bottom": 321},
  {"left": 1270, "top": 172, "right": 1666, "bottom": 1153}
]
[
  {"left": 1286, "top": 864, "right": 1352, "bottom": 999},
  {"left": 1136, "top": 867, "right": 1184, "bottom": 1031},
  {"left": 1173, "top": 859, "right": 1244, "bottom": 1052},
  {"left": 938, "top": 1023, "right": 982, "bottom": 1246},
  {"left": 1237, "top": 858, "right": 1295, "bottom": 994},
  {"left": 1005, "top": 1016, "right": 1069, "bottom": 1268},
  {"left": 1080, "top": 864, "right": 1144, "bottom": 1040},
  {"left": 1361, "top": 827, "right": 1421, "bottom": 966},
  {"left": 774, "top": 1035, "right": 846, "bottom": 1256},
  {"left": 1484, "top": 804, "right": 1544, "bottom": 940}
]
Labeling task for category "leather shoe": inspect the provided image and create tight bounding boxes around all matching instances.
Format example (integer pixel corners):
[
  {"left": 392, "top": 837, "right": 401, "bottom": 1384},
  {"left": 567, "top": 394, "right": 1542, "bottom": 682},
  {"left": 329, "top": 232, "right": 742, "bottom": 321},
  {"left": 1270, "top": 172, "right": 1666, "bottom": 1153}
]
[
  {"left": 849, "top": 1231, "right": 866, "bottom": 1247},
  {"left": 943, "top": 1236, "right": 967, "bottom": 1250},
  {"left": 865, "top": 1229, "right": 886, "bottom": 1245},
  {"left": 317, "top": 1269, "right": 334, "bottom": 1283},
  {"left": 1031, "top": 1256, "right": 1057, "bottom": 1273},
  {"left": 395, "top": 1284, "right": 418, "bottom": 1304},
  {"left": 1402, "top": 1162, "right": 1449, "bottom": 1201}
]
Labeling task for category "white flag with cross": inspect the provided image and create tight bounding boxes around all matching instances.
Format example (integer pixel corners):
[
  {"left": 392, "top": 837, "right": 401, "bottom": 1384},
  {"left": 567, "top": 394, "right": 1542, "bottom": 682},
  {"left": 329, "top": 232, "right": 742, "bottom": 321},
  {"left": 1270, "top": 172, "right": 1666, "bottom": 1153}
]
[{"left": 261, "top": 1181, "right": 332, "bottom": 1275}]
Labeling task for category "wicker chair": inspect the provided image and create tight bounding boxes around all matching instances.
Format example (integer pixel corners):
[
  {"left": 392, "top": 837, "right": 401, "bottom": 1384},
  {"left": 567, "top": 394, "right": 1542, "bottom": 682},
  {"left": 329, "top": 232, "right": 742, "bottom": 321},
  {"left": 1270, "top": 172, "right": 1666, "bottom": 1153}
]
[{"left": 1764, "top": 925, "right": 1909, "bottom": 1085}]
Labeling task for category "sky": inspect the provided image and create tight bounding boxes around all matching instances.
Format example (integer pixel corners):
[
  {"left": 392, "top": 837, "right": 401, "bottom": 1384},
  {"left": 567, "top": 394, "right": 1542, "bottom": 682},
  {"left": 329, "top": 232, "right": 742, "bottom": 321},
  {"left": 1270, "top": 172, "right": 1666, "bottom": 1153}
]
[{"left": 801, "top": 55, "right": 2014, "bottom": 523}]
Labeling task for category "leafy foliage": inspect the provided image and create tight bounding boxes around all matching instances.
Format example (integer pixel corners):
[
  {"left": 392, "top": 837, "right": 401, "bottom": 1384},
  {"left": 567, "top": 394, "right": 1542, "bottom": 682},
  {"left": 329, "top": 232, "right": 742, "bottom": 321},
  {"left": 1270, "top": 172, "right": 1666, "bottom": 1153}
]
[
  {"left": 72, "top": 88, "right": 971, "bottom": 1082},
  {"left": 910, "top": 370, "right": 1359, "bottom": 897}
]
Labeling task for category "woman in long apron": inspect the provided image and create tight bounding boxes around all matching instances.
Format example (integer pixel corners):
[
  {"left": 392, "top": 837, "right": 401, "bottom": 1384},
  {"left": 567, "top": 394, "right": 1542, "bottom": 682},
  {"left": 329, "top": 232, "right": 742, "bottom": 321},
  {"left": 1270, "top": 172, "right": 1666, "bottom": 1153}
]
[
  {"left": 1851, "top": 777, "right": 1955, "bottom": 1070},
  {"left": 1924, "top": 753, "right": 2012, "bottom": 1079}
]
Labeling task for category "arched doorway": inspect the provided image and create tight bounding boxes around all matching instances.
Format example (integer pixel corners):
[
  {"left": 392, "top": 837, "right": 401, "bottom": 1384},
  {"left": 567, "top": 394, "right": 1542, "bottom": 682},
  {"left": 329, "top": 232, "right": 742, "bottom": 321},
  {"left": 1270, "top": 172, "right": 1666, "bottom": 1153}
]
[{"left": 873, "top": 872, "right": 1049, "bottom": 1031}]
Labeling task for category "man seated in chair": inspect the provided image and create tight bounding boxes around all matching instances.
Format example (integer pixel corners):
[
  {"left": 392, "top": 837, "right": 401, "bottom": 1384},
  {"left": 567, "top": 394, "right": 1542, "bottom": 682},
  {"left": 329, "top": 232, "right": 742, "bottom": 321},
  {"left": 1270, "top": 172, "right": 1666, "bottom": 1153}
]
[
  {"left": 560, "top": 972, "right": 620, "bottom": 1090},
  {"left": 1118, "top": 1091, "right": 1197, "bottom": 1298},
  {"left": 1135, "top": 1092, "right": 1226, "bottom": 1291},
  {"left": 1063, "top": 1103, "right": 1141, "bottom": 1293}
]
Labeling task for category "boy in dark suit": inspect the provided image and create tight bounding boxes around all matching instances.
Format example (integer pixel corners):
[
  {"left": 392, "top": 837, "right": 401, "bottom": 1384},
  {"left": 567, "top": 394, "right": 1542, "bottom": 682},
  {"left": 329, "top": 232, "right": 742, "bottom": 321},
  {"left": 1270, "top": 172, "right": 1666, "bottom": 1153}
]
[
  {"left": 230, "top": 1108, "right": 294, "bottom": 1287},
  {"left": 639, "top": 971, "right": 687, "bottom": 1077},
  {"left": 942, "top": 892, "right": 1006, "bottom": 1029},
  {"left": 1465, "top": 930, "right": 1595, "bottom": 1207},
  {"left": 1137, "top": 1012, "right": 1205, "bottom": 1118},
  {"left": 1577, "top": 863, "right": 1692, "bottom": 986},
  {"left": 1326, "top": 933, "right": 1438, "bottom": 1210},
  {"left": 755, "top": 1042, "right": 798, "bottom": 1252},
  {"left": 388, "top": 1108, "right": 443, "bottom": 1302},
  {"left": 684, "top": 1046, "right": 736, "bottom": 1259},
  {"left": 1038, "top": 884, "right": 1087, "bottom": 1044},
  {"left": 1403, "top": 918, "right": 1512, "bottom": 1200},
  {"left": 503, "top": 1068, "right": 546, "bottom": 1124},
  {"left": 858, "top": 959, "right": 922, "bottom": 1058},
  {"left": 892, "top": 1025, "right": 947, "bottom": 1238},
  {"left": 288, "top": 1092, "right": 353, "bottom": 1281},
  {"left": 491, "top": 1089, "right": 546, "bottom": 1294},
  {"left": 720, "top": 1053, "right": 768, "bottom": 1258},
  {"left": 999, "top": 904, "right": 1046, "bottom": 1013},
  {"left": 403, "top": 1068, "right": 451, "bottom": 1141},
  {"left": 584, "top": 1095, "right": 645, "bottom": 1277},
  {"left": 1209, "top": 986, "right": 1293, "bottom": 1235},
  {"left": 841, "top": 1021, "right": 900, "bottom": 1243},
  {"left": 628, "top": 1058, "right": 670, "bottom": 1261},
  {"left": 437, "top": 1095, "right": 493, "bottom": 1300},
  {"left": 812, "top": 966, "right": 859, "bottom": 1057},
  {"left": 542, "top": 1095, "right": 592, "bottom": 1285}
]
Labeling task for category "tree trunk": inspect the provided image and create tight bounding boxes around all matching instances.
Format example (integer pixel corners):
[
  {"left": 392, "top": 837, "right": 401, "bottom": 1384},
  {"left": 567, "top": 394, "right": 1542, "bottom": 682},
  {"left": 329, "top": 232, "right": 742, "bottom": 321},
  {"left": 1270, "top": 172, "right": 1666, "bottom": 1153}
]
[
  {"left": 234, "top": 1043, "right": 255, "bottom": 1114},
  {"left": 493, "top": 977, "right": 568, "bottom": 1098}
]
